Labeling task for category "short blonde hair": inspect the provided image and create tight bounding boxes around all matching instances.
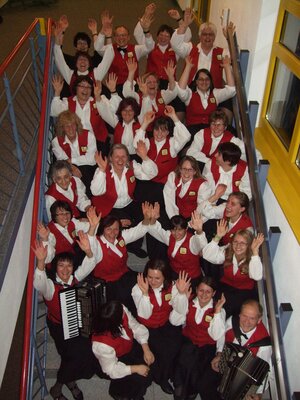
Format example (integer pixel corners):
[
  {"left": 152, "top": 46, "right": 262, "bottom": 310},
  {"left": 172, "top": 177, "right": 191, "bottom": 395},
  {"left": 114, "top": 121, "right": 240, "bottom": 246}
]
[
  {"left": 199, "top": 22, "right": 217, "bottom": 37},
  {"left": 55, "top": 110, "right": 83, "bottom": 137}
]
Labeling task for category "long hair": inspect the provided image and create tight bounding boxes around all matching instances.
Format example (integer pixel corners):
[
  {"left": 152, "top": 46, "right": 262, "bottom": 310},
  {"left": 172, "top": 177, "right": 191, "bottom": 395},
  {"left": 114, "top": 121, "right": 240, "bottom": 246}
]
[
  {"left": 143, "top": 259, "right": 172, "bottom": 290},
  {"left": 196, "top": 276, "right": 218, "bottom": 292},
  {"left": 116, "top": 97, "right": 140, "bottom": 123},
  {"left": 175, "top": 155, "right": 202, "bottom": 179},
  {"left": 224, "top": 229, "right": 254, "bottom": 274},
  {"left": 192, "top": 68, "right": 214, "bottom": 92},
  {"left": 93, "top": 300, "right": 124, "bottom": 337},
  {"left": 226, "top": 192, "right": 250, "bottom": 216}
]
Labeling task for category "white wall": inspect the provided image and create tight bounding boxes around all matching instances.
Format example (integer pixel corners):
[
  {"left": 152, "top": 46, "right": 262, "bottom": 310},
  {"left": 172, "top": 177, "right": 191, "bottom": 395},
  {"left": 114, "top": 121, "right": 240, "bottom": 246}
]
[{"left": 0, "top": 183, "right": 34, "bottom": 387}]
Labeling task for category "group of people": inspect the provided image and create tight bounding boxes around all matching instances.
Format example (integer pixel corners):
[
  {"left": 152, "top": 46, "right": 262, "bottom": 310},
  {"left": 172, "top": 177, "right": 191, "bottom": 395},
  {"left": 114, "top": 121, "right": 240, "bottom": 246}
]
[{"left": 32, "top": 3, "right": 271, "bottom": 400}]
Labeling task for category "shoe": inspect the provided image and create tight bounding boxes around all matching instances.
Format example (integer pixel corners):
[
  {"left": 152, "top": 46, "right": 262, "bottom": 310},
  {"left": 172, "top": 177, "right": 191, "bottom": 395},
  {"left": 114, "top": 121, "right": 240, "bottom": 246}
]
[
  {"left": 49, "top": 386, "right": 69, "bottom": 400},
  {"left": 66, "top": 382, "right": 83, "bottom": 400},
  {"left": 160, "top": 381, "right": 174, "bottom": 395},
  {"left": 129, "top": 248, "right": 148, "bottom": 258}
]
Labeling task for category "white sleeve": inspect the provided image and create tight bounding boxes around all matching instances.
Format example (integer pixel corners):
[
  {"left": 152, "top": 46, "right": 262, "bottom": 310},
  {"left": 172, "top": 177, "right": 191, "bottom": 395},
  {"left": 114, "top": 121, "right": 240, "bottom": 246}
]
[
  {"left": 169, "top": 120, "right": 191, "bottom": 156},
  {"left": 213, "top": 86, "right": 236, "bottom": 105},
  {"left": 51, "top": 137, "right": 68, "bottom": 161},
  {"left": 33, "top": 269, "right": 54, "bottom": 300},
  {"left": 45, "top": 195, "right": 55, "bottom": 221},
  {"left": 170, "top": 31, "right": 192, "bottom": 59},
  {"left": 189, "top": 232, "right": 208, "bottom": 254},
  {"left": 93, "top": 44, "right": 115, "bottom": 81},
  {"left": 54, "top": 44, "right": 73, "bottom": 84},
  {"left": 74, "top": 255, "right": 97, "bottom": 281},
  {"left": 90, "top": 168, "right": 107, "bottom": 196},
  {"left": 74, "top": 177, "right": 91, "bottom": 211},
  {"left": 176, "top": 84, "right": 192, "bottom": 105},
  {"left": 147, "top": 221, "right": 170, "bottom": 245},
  {"left": 132, "top": 158, "right": 158, "bottom": 180},
  {"left": 231, "top": 137, "right": 246, "bottom": 162},
  {"left": 202, "top": 240, "right": 226, "bottom": 265},
  {"left": 161, "top": 85, "right": 178, "bottom": 104},
  {"left": 133, "top": 21, "right": 145, "bottom": 45},
  {"left": 186, "top": 130, "right": 210, "bottom": 163},
  {"left": 170, "top": 284, "right": 189, "bottom": 317},
  {"left": 196, "top": 181, "right": 213, "bottom": 208},
  {"left": 50, "top": 97, "right": 68, "bottom": 117},
  {"left": 96, "top": 97, "right": 119, "bottom": 128},
  {"left": 93, "top": 33, "right": 106, "bottom": 55},
  {"left": 202, "top": 160, "right": 216, "bottom": 193},
  {"left": 132, "top": 128, "right": 149, "bottom": 150},
  {"left": 125, "top": 307, "right": 149, "bottom": 344},
  {"left": 238, "top": 167, "right": 252, "bottom": 201},
  {"left": 208, "top": 309, "right": 226, "bottom": 341},
  {"left": 42, "top": 231, "right": 56, "bottom": 264},
  {"left": 122, "top": 222, "right": 148, "bottom": 244},
  {"left": 87, "top": 235, "right": 103, "bottom": 264},
  {"left": 163, "top": 172, "right": 179, "bottom": 219},
  {"left": 134, "top": 37, "right": 155, "bottom": 59},
  {"left": 73, "top": 218, "right": 90, "bottom": 233},
  {"left": 248, "top": 255, "right": 263, "bottom": 281},
  {"left": 131, "top": 284, "right": 153, "bottom": 319},
  {"left": 199, "top": 200, "right": 226, "bottom": 220},
  {"left": 122, "top": 80, "right": 140, "bottom": 102}
]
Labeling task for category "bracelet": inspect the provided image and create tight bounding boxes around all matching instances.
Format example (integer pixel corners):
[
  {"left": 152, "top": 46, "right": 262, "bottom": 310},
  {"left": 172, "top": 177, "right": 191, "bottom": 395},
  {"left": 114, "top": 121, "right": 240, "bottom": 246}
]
[
  {"left": 92, "top": 33, "right": 98, "bottom": 37},
  {"left": 105, "top": 36, "right": 112, "bottom": 39},
  {"left": 176, "top": 17, "right": 183, "bottom": 22},
  {"left": 143, "top": 30, "right": 150, "bottom": 34},
  {"left": 214, "top": 234, "right": 221, "bottom": 241}
]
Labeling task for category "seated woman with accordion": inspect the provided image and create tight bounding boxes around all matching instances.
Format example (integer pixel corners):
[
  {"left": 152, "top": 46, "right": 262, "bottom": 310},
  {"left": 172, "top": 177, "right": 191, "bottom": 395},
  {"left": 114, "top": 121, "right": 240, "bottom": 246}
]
[{"left": 33, "top": 232, "right": 100, "bottom": 400}]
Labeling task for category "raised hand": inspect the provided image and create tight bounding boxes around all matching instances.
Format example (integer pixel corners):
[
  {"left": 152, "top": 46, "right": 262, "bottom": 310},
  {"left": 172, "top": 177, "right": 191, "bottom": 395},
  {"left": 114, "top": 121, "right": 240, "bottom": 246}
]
[
  {"left": 120, "top": 219, "right": 132, "bottom": 228},
  {"left": 137, "top": 272, "right": 149, "bottom": 295},
  {"left": 164, "top": 59, "right": 176, "bottom": 82},
  {"left": 164, "top": 105, "right": 178, "bottom": 121},
  {"left": 176, "top": 271, "right": 191, "bottom": 295},
  {"left": 94, "top": 80, "right": 102, "bottom": 101},
  {"left": 140, "top": 13, "right": 154, "bottom": 32},
  {"left": 87, "top": 206, "right": 101, "bottom": 228},
  {"left": 251, "top": 233, "right": 264, "bottom": 255},
  {"left": 184, "top": 55, "right": 194, "bottom": 69},
  {"left": 189, "top": 211, "right": 203, "bottom": 234},
  {"left": 52, "top": 75, "right": 64, "bottom": 96},
  {"left": 168, "top": 9, "right": 181, "bottom": 21},
  {"left": 142, "top": 201, "right": 152, "bottom": 222},
  {"left": 101, "top": 9, "right": 114, "bottom": 34},
  {"left": 105, "top": 72, "right": 118, "bottom": 93},
  {"left": 137, "top": 76, "right": 148, "bottom": 97},
  {"left": 216, "top": 219, "right": 228, "bottom": 238},
  {"left": 136, "top": 140, "right": 148, "bottom": 160},
  {"left": 95, "top": 151, "right": 108, "bottom": 171},
  {"left": 222, "top": 21, "right": 235, "bottom": 40},
  {"left": 221, "top": 55, "right": 231, "bottom": 68},
  {"left": 214, "top": 293, "right": 226, "bottom": 314},
  {"left": 37, "top": 222, "right": 50, "bottom": 242},
  {"left": 77, "top": 231, "right": 92, "bottom": 256},
  {"left": 144, "top": 2, "right": 156, "bottom": 18},
  {"left": 87, "top": 18, "right": 97, "bottom": 35},
  {"left": 151, "top": 202, "right": 160, "bottom": 222},
  {"left": 58, "top": 15, "right": 69, "bottom": 31},
  {"left": 183, "top": 7, "right": 194, "bottom": 27},
  {"left": 32, "top": 239, "right": 47, "bottom": 270}
]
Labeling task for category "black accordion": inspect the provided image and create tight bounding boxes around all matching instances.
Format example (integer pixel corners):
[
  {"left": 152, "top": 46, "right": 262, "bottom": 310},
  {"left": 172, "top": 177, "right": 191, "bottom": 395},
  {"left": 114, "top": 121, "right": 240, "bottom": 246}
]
[
  {"left": 218, "top": 342, "right": 270, "bottom": 400},
  {"left": 59, "top": 278, "right": 106, "bottom": 340}
]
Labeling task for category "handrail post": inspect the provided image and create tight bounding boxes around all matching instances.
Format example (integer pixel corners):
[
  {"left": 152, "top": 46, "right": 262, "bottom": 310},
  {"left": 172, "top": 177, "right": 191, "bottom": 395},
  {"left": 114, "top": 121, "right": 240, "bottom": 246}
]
[
  {"left": 3, "top": 73, "right": 25, "bottom": 175},
  {"left": 29, "top": 37, "right": 42, "bottom": 110}
]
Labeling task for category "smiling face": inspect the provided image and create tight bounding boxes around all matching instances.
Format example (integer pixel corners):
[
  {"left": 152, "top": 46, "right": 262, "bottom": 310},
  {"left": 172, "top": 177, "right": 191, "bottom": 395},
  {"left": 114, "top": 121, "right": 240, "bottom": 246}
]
[
  {"left": 76, "top": 39, "right": 89, "bottom": 52},
  {"left": 53, "top": 168, "right": 72, "bottom": 191},
  {"left": 196, "top": 71, "right": 211, "bottom": 92},
  {"left": 62, "top": 121, "right": 77, "bottom": 142},
  {"left": 153, "top": 124, "right": 169, "bottom": 142},
  {"left": 210, "top": 119, "right": 226, "bottom": 138},
  {"left": 56, "top": 259, "right": 73, "bottom": 283},
  {"left": 114, "top": 26, "right": 130, "bottom": 47},
  {"left": 110, "top": 148, "right": 129, "bottom": 173},
  {"left": 239, "top": 304, "right": 262, "bottom": 333},
  {"left": 54, "top": 207, "right": 72, "bottom": 227},
  {"left": 199, "top": 27, "right": 216, "bottom": 50},
  {"left": 225, "top": 195, "right": 245, "bottom": 221},
  {"left": 170, "top": 225, "right": 187, "bottom": 242},
  {"left": 157, "top": 30, "right": 171, "bottom": 46},
  {"left": 103, "top": 221, "right": 120, "bottom": 243},
  {"left": 121, "top": 105, "right": 135, "bottom": 124},
  {"left": 232, "top": 233, "right": 249, "bottom": 258},
  {"left": 146, "top": 268, "right": 164, "bottom": 289},
  {"left": 145, "top": 74, "right": 158, "bottom": 96},
  {"left": 196, "top": 282, "right": 215, "bottom": 307},
  {"left": 76, "top": 81, "right": 92, "bottom": 103},
  {"left": 76, "top": 55, "right": 90, "bottom": 72},
  {"left": 180, "top": 160, "right": 196, "bottom": 183}
]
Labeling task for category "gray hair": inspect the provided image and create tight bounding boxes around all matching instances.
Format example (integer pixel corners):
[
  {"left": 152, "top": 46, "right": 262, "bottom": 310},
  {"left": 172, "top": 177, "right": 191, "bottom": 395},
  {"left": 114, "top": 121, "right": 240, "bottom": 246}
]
[{"left": 199, "top": 22, "right": 217, "bottom": 37}]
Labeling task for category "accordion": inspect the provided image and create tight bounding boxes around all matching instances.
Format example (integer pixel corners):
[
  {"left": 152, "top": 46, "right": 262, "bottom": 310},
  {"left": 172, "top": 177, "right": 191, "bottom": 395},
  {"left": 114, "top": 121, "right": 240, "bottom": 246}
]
[
  {"left": 59, "top": 278, "right": 106, "bottom": 340},
  {"left": 218, "top": 342, "right": 270, "bottom": 400}
]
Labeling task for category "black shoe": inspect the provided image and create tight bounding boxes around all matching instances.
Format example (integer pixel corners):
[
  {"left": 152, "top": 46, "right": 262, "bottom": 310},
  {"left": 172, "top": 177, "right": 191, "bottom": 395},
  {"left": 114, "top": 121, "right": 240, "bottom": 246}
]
[
  {"left": 160, "top": 381, "right": 174, "bottom": 394},
  {"left": 66, "top": 382, "right": 83, "bottom": 400},
  {"left": 129, "top": 248, "right": 148, "bottom": 258}
]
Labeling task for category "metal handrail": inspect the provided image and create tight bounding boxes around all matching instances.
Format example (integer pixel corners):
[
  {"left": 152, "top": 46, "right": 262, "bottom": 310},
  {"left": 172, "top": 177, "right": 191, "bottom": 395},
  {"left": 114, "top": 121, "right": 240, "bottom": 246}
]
[{"left": 227, "top": 28, "right": 290, "bottom": 400}]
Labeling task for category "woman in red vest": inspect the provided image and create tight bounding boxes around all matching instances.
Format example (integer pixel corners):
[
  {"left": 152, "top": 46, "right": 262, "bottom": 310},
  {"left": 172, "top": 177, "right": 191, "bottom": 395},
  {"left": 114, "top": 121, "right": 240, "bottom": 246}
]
[
  {"left": 33, "top": 234, "right": 100, "bottom": 400},
  {"left": 131, "top": 260, "right": 190, "bottom": 394},
  {"left": 170, "top": 276, "right": 226, "bottom": 400},
  {"left": 163, "top": 155, "right": 212, "bottom": 220},
  {"left": 202, "top": 221, "right": 264, "bottom": 317},
  {"left": 177, "top": 55, "right": 235, "bottom": 137},
  {"left": 92, "top": 300, "right": 154, "bottom": 400},
  {"left": 52, "top": 110, "right": 97, "bottom": 197}
]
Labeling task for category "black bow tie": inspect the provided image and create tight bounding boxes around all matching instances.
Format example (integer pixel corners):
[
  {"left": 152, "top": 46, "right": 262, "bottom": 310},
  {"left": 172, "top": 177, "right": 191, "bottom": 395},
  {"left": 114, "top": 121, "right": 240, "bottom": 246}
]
[
  {"left": 241, "top": 332, "right": 248, "bottom": 340},
  {"left": 117, "top": 47, "right": 127, "bottom": 53}
]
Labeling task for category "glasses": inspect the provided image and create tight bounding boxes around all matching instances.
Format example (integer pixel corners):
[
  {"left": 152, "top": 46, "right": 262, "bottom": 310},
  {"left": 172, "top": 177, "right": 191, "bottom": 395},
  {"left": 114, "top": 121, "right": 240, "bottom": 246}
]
[
  {"left": 201, "top": 32, "right": 215, "bottom": 37},
  {"left": 197, "top": 77, "right": 210, "bottom": 82},
  {"left": 232, "top": 241, "right": 248, "bottom": 247},
  {"left": 181, "top": 167, "right": 194, "bottom": 172},
  {"left": 211, "top": 122, "right": 224, "bottom": 127},
  {"left": 55, "top": 211, "right": 71, "bottom": 217},
  {"left": 77, "top": 85, "right": 92, "bottom": 89}
]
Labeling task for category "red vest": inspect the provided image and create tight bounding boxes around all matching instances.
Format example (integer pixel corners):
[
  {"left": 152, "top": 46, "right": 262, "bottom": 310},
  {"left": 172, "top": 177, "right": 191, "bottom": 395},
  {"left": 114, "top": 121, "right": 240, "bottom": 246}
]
[
  {"left": 46, "top": 178, "right": 80, "bottom": 218},
  {"left": 182, "top": 301, "right": 216, "bottom": 347},
  {"left": 201, "top": 128, "right": 234, "bottom": 158},
  {"left": 186, "top": 91, "right": 217, "bottom": 127},
  {"left": 146, "top": 44, "right": 177, "bottom": 80},
  {"left": 221, "top": 263, "right": 255, "bottom": 290},
  {"left": 137, "top": 285, "right": 173, "bottom": 328},
  {"left": 69, "top": 70, "right": 95, "bottom": 94},
  {"left": 93, "top": 236, "right": 129, "bottom": 281},
  {"left": 225, "top": 321, "right": 270, "bottom": 356},
  {"left": 48, "top": 220, "right": 77, "bottom": 254},
  {"left": 210, "top": 158, "right": 247, "bottom": 192},
  {"left": 221, "top": 213, "right": 253, "bottom": 245},
  {"left": 167, "top": 232, "right": 201, "bottom": 279},
  {"left": 175, "top": 176, "right": 206, "bottom": 219},
  {"left": 56, "top": 129, "right": 89, "bottom": 160},
  {"left": 92, "top": 312, "right": 133, "bottom": 357},
  {"left": 45, "top": 277, "right": 78, "bottom": 324},
  {"left": 113, "top": 121, "right": 140, "bottom": 145},
  {"left": 148, "top": 138, "right": 178, "bottom": 184},
  {"left": 68, "top": 97, "right": 108, "bottom": 142},
  {"left": 91, "top": 167, "right": 136, "bottom": 217},
  {"left": 110, "top": 44, "right": 138, "bottom": 84},
  {"left": 189, "top": 46, "right": 224, "bottom": 88}
]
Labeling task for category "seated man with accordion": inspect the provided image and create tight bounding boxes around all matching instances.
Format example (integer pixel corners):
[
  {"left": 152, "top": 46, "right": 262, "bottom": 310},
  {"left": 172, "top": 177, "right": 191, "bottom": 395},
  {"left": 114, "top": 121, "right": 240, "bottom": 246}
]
[{"left": 201, "top": 299, "right": 272, "bottom": 400}]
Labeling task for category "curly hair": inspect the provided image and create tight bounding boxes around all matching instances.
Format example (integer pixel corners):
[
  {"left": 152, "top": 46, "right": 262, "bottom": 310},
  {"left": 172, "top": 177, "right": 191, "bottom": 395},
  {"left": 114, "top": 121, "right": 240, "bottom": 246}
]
[{"left": 55, "top": 110, "right": 83, "bottom": 137}]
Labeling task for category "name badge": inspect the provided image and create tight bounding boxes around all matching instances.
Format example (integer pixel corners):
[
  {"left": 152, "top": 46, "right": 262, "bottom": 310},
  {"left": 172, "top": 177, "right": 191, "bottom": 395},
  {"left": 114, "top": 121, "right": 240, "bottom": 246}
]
[
  {"left": 130, "top": 175, "right": 135, "bottom": 183},
  {"left": 210, "top": 97, "right": 216, "bottom": 103},
  {"left": 180, "top": 247, "right": 187, "bottom": 254},
  {"left": 118, "top": 239, "right": 125, "bottom": 247},
  {"left": 235, "top": 180, "right": 241, "bottom": 187},
  {"left": 158, "top": 97, "right": 164, "bottom": 104},
  {"left": 165, "top": 293, "right": 172, "bottom": 301},
  {"left": 93, "top": 103, "right": 97, "bottom": 109},
  {"left": 205, "top": 315, "right": 213, "bottom": 322},
  {"left": 71, "top": 230, "right": 76, "bottom": 238},
  {"left": 189, "top": 191, "right": 196, "bottom": 196},
  {"left": 162, "top": 149, "right": 168, "bottom": 156},
  {"left": 127, "top": 52, "right": 134, "bottom": 58},
  {"left": 217, "top": 54, "right": 223, "bottom": 61},
  {"left": 80, "top": 146, "right": 87, "bottom": 153}
]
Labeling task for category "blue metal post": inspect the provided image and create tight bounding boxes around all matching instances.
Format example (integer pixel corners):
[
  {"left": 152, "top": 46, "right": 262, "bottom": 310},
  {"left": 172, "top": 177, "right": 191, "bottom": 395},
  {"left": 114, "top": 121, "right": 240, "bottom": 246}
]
[
  {"left": 240, "top": 49, "right": 249, "bottom": 83},
  {"left": 268, "top": 226, "right": 281, "bottom": 262},
  {"left": 29, "top": 37, "right": 42, "bottom": 110},
  {"left": 279, "top": 303, "right": 293, "bottom": 336},
  {"left": 248, "top": 101, "right": 259, "bottom": 135},
  {"left": 258, "top": 159, "right": 270, "bottom": 193}
]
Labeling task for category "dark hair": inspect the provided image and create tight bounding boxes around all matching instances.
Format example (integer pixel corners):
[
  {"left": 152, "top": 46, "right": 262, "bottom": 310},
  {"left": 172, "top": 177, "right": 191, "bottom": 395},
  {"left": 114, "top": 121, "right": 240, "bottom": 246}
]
[
  {"left": 48, "top": 252, "right": 75, "bottom": 281},
  {"left": 217, "top": 142, "right": 242, "bottom": 166},
  {"left": 193, "top": 68, "right": 214, "bottom": 92},
  {"left": 170, "top": 215, "right": 188, "bottom": 230},
  {"left": 227, "top": 192, "right": 250, "bottom": 213},
  {"left": 72, "top": 75, "right": 94, "bottom": 96},
  {"left": 209, "top": 109, "right": 228, "bottom": 126},
  {"left": 98, "top": 214, "right": 121, "bottom": 236},
  {"left": 93, "top": 300, "right": 124, "bottom": 336},
  {"left": 50, "top": 200, "right": 73, "bottom": 222},
  {"left": 143, "top": 259, "right": 172, "bottom": 290},
  {"left": 240, "top": 299, "right": 263, "bottom": 318},
  {"left": 153, "top": 116, "right": 174, "bottom": 135},
  {"left": 116, "top": 97, "right": 140, "bottom": 123},
  {"left": 73, "top": 32, "right": 91, "bottom": 48},
  {"left": 157, "top": 24, "right": 174, "bottom": 37},
  {"left": 74, "top": 51, "right": 92, "bottom": 70},
  {"left": 175, "top": 155, "right": 202, "bottom": 179},
  {"left": 51, "top": 160, "right": 72, "bottom": 180},
  {"left": 196, "top": 276, "right": 218, "bottom": 292}
]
